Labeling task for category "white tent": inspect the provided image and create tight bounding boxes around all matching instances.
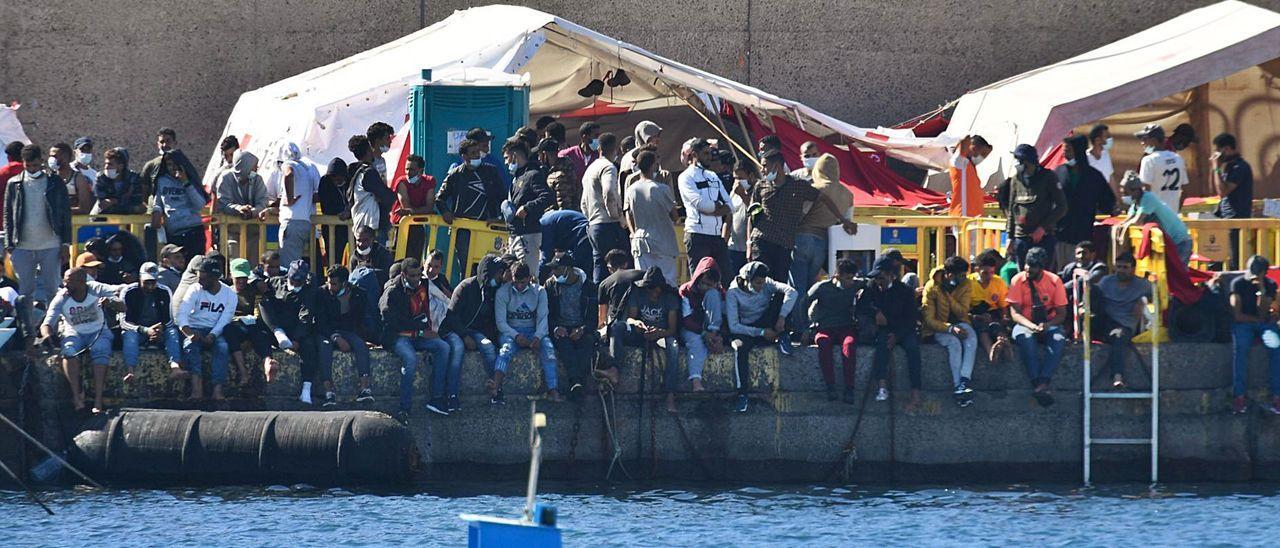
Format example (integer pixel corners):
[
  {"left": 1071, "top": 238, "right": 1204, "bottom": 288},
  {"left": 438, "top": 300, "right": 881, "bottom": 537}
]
[
  {"left": 0, "top": 103, "right": 30, "bottom": 147},
  {"left": 934, "top": 0, "right": 1280, "bottom": 194},
  {"left": 207, "top": 4, "right": 944, "bottom": 182}
]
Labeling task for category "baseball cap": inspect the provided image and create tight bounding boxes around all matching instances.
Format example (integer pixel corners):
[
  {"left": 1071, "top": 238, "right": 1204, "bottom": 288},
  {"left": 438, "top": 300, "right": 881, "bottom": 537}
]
[
  {"left": 198, "top": 259, "right": 224, "bottom": 276},
  {"left": 1011, "top": 144, "right": 1039, "bottom": 163},
  {"left": 229, "top": 258, "right": 252, "bottom": 279},
  {"left": 74, "top": 136, "right": 93, "bottom": 150},
  {"left": 758, "top": 147, "right": 783, "bottom": 164},
  {"left": 139, "top": 262, "right": 159, "bottom": 281},
  {"left": 160, "top": 243, "right": 182, "bottom": 258},
  {"left": 543, "top": 252, "right": 575, "bottom": 271},
  {"left": 75, "top": 252, "right": 103, "bottom": 268},
  {"left": 532, "top": 138, "right": 560, "bottom": 156},
  {"left": 1135, "top": 124, "right": 1165, "bottom": 141},
  {"left": 634, "top": 267, "right": 668, "bottom": 288}
]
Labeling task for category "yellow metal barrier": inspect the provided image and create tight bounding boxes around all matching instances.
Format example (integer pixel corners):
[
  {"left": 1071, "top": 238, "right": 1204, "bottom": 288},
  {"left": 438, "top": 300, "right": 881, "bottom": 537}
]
[
  {"left": 1118, "top": 224, "right": 1172, "bottom": 313},
  {"left": 214, "top": 214, "right": 347, "bottom": 267},
  {"left": 958, "top": 217, "right": 1008, "bottom": 261},
  {"left": 394, "top": 215, "right": 509, "bottom": 282},
  {"left": 856, "top": 215, "right": 959, "bottom": 276},
  {"left": 70, "top": 214, "right": 155, "bottom": 256},
  {"left": 1182, "top": 218, "right": 1280, "bottom": 269}
]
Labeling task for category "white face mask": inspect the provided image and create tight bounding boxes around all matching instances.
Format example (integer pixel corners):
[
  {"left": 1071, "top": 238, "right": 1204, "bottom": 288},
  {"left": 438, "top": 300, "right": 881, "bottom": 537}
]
[
  {"left": 77, "top": 152, "right": 92, "bottom": 165},
  {"left": 802, "top": 157, "right": 818, "bottom": 170},
  {"left": 1122, "top": 195, "right": 1134, "bottom": 206},
  {"left": 554, "top": 274, "right": 568, "bottom": 284},
  {"left": 25, "top": 167, "right": 42, "bottom": 177},
  {"left": 763, "top": 171, "right": 777, "bottom": 183},
  {"left": 1066, "top": 159, "right": 1077, "bottom": 167},
  {"left": 108, "top": 255, "right": 123, "bottom": 263},
  {"left": 971, "top": 154, "right": 986, "bottom": 165},
  {"left": 104, "top": 168, "right": 119, "bottom": 179},
  {"left": 468, "top": 158, "right": 482, "bottom": 168},
  {"left": 1103, "top": 137, "right": 1114, "bottom": 151},
  {"left": 735, "top": 178, "right": 751, "bottom": 190},
  {"left": 1143, "top": 145, "right": 1156, "bottom": 155},
  {"left": 47, "top": 157, "right": 61, "bottom": 171},
  {"left": 379, "top": 145, "right": 390, "bottom": 154},
  {"left": 589, "top": 138, "right": 601, "bottom": 152},
  {"left": 355, "top": 245, "right": 371, "bottom": 255},
  {"left": 407, "top": 174, "right": 421, "bottom": 185},
  {"left": 506, "top": 162, "right": 519, "bottom": 172}
]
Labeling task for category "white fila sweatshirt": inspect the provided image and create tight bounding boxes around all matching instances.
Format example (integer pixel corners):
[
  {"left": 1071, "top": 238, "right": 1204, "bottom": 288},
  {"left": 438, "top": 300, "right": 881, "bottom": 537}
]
[{"left": 177, "top": 282, "right": 237, "bottom": 336}]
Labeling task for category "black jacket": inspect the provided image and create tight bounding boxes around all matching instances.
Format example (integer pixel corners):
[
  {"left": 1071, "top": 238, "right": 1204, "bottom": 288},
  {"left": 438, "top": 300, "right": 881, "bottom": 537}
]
[
  {"left": 546, "top": 270, "right": 598, "bottom": 329},
  {"left": 256, "top": 276, "right": 320, "bottom": 331},
  {"left": 436, "top": 163, "right": 504, "bottom": 221},
  {"left": 314, "top": 282, "right": 369, "bottom": 339},
  {"left": 349, "top": 242, "right": 394, "bottom": 277},
  {"left": 807, "top": 278, "right": 862, "bottom": 329},
  {"left": 444, "top": 257, "right": 501, "bottom": 338},
  {"left": 141, "top": 149, "right": 208, "bottom": 201},
  {"left": 378, "top": 274, "right": 439, "bottom": 345},
  {"left": 119, "top": 284, "right": 174, "bottom": 333},
  {"left": 856, "top": 280, "right": 919, "bottom": 331},
  {"left": 507, "top": 163, "right": 552, "bottom": 235},
  {"left": 4, "top": 171, "right": 72, "bottom": 249},
  {"left": 1054, "top": 164, "right": 1115, "bottom": 245}
]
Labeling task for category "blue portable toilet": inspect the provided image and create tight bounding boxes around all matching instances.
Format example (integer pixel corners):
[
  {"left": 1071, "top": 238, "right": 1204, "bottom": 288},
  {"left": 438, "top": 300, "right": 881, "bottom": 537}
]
[{"left": 409, "top": 68, "right": 530, "bottom": 184}]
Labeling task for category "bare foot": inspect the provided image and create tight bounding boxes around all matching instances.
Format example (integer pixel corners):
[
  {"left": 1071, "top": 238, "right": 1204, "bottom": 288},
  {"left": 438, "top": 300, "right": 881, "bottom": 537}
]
[
  {"left": 211, "top": 385, "right": 225, "bottom": 401},
  {"left": 906, "top": 390, "right": 922, "bottom": 412},
  {"left": 485, "top": 377, "right": 497, "bottom": 397},
  {"left": 168, "top": 368, "right": 189, "bottom": 381},
  {"left": 691, "top": 378, "right": 705, "bottom": 392},
  {"left": 263, "top": 357, "right": 279, "bottom": 383},
  {"left": 666, "top": 393, "right": 677, "bottom": 414},
  {"left": 72, "top": 395, "right": 86, "bottom": 412}
]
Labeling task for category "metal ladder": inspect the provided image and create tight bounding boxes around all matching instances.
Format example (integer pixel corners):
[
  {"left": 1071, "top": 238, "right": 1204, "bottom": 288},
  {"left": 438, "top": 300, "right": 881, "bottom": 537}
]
[{"left": 1081, "top": 278, "right": 1160, "bottom": 485}]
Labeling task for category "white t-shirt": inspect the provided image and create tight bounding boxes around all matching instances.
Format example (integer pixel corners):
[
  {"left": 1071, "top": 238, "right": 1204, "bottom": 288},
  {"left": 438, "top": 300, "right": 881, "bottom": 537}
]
[
  {"left": 1087, "top": 148, "right": 1114, "bottom": 185},
  {"left": 278, "top": 159, "right": 319, "bottom": 223},
  {"left": 43, "top": 281, "right": 123, "bottom": 337},
  {"left": 1138, "top": 150, "right": 1188, "bottom": 211}
]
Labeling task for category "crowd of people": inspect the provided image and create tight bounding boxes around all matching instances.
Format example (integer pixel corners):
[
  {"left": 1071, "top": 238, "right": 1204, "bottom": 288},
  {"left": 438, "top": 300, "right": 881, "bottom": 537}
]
[{"left": 3, "top": 113, "right": 1278, "bottom": 421}]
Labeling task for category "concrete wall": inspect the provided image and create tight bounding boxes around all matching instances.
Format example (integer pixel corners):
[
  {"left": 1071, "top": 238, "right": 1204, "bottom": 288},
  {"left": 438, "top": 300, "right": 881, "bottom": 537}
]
[
  {"left": 13, "top": 340, "right": 1280, "bottom": 484},
  {"left": 3, "top": 0, "right": 1278, "bottom": 172}
]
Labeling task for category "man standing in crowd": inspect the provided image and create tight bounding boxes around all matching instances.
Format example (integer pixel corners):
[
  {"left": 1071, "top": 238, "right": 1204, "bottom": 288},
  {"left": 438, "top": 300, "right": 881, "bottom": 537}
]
[
  {"left": 625, "top": 150, "right": 680, "bottom": 285},
  {"left": 790, "top": 153, "right": 856, "bottom": 344},
  {"left": 679, "top": 257, "right": 724, "bottom": 395},
  {"left": 391, "top": 154, "right": 436, "bottom": 258},
  {"left": 1211, "top": 133, "right": 1253, "bottom": 270},
  {"left": 620, "top": 121, "right": 661, "bottom": 182},
  {"left": 503, "top": 139, "right": 553, "bottom": 273},
  {"left": 40, "top": 268, "right": 124, "bottom": 413},
  {"left": 366, "top": 122, "right": 395, "bottom": 180},
  {"left": 859, "top": 256, "right": 922, "bottom": 408},
  {"left": 205, "top": 135, "right": 239, "bottom": 191},
  {"left": 726, "top": 262, "right": 797, "bottom": 413},
  {"left": 277, "top": 142, "right": 319, "bottom": 266},
  {"left": 678, "top": 138, "right": 733, "bottom": 278},
  {"left": 538, "top": 209, "right": 593, "bottom": 278},
  {"left": 152, "top": 152, "right": 210, "bottom": 259},
  {"left": 438, "top": 138, "right": 505, "bottom": 220},
  {"left": 72, "top": 137, "right": 97, "bottom": 186},
  {"left": 449, "top": 128, "right": 510, "bottom": 188},
  {"left": 1115, "top": 171, "right": 1192, "bottom": 263},
  {"left": 558, "top": 121, "right": 601, "bottom": 184},
  {"left": 349, "top": 224, "right": 394, "bottom": 274},
  {"left": 790, "top": 141, "right": 820, "bottom": 180},
  {"left": 1229, "top": 255, "right": 1280, "bottom": 415},
  {"left": 493, "top": 262, "right": 559, "bottom": 404},
  {"left": 214, "top": 150, "right": 271, "bottom": 259},
  {"left": 1007, "top": 247, "right": 1068, "bottom": 407},
  {"left": 315, "top": 265, "right": 374, "bottom": 406},
  {"left": 726, "top": 160, "right": 756, "bottom": 276},
  {"left": 141, "top": 127, "right": 206, "bottom": 201},
  {"left": 1086, "top": 124, "right": 1117, "bottom": 199},
  {"left": 6, "top": 144, "right": 71, "bottom": 313},
  {"left": 119, "top": 261, "right": 182, "bottom": 386},
  {"left": 444, "top": 254, "right": 504, "bottom": 412},
  {"left": 348, "top": 135, "right": 396, "bottom": 244},
  {"left": 924, "top": 257, "right": 978, "bottom": 407},
  {"left": 382, "top": 257, "right": 453, "bottom": 419},
  {"left": 545, "top": 252, "right": 596, "bottom": 401},
  {"left": 1136, "top": 124, "right": 1189, "bottom": 212},
  {"left": 50, "top": 142, "right": 93, "bottom": 214},
  {"left": 581, "top": 132, "right": 626, "bottom": 282},
  {"left": 1095, "top": 253, "right": 1152, "bottom": 391},
  {"left": 807, "top": 258, "right": 860, "bottom": 403},
  {"left": 92, "top": 147, "right": 143, "bottom": 215},
  {"left": 948, "top": 135, "right": 991, "bottom": 218},
  {"left": 997, "top": 144, "right": 1067, "bottom": 268},
  {"left": 751, "top": 148, "right": 856, "bottom": 288},
  {"left": 1055, "top": 134, "right": 1115, "bottom": 264},
  {"left": 177, "top": 260, "right": 236, "bottom": 402}
]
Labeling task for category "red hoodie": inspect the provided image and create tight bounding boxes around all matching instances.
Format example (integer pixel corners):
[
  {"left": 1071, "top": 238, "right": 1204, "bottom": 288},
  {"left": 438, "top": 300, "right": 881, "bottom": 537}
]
[
  {"left": 0, "top": 160, "right": 22, "bottom": 229},
  {"left": 679, "top": 256, "right": 723, "bottom": 333}
]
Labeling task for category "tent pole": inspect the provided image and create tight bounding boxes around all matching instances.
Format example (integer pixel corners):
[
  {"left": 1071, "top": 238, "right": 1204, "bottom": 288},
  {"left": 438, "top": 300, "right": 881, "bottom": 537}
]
[
  {"left": 1190, "top": 84, "right": 1211, "bottom": 197},
  {"left": 732, "top": 103, "right": 756, "bottom": 154},
  {"left": 672, "top": 89, "right": 760, "bottom": 169}
]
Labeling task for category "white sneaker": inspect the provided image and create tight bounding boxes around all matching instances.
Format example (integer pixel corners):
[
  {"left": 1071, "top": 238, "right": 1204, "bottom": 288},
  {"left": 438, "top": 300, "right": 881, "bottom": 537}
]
[
  {"left": 274, "top": 328, "right": 294, "bottom": 350},
  {"left": 299, "top": 381, "right": 313, "bottom": 404},
  {"left": 875, "top": 387, "right": 889, "bottom": 402}
]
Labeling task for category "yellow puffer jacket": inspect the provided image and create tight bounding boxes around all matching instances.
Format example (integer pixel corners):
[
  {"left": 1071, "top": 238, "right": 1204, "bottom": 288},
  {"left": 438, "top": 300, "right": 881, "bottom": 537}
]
[{"left": 922, "top": 266, "right": 973, "bottom": 336}]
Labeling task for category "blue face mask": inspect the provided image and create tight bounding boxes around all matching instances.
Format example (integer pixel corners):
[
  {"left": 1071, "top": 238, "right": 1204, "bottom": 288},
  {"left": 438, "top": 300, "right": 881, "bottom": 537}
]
[
  {"left": 468, "top": 158, "right": 482, "bottom": 168},
  {"left": 589, "top": 138, "right": 601, "bottom": 152},
  {"left": 554, "top": 275, "right": 568, "bottom": 284},
  {"left": 1066, "top": 159, "right": 1077, "bottom": 167},
  {"left": 506, "top": 162, "right": 519, "bottom": 172},
  {"left": 487, "top": 278, "right": 499, "bottom": 288}
]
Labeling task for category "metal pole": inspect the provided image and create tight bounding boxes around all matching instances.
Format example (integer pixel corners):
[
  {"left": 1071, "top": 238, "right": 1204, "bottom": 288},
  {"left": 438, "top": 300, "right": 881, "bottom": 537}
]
[
  {"left": 1151, "top": 285, "right": 1160, "bottom": 485},
  {"left": 1082, "top": 280, "right": 1092, "bottom": 485},
  {"left": 524, "top": 401, "right": 544, "bottom": 523},
  {"left": 0, "top": 457, "right": 53, "bottom": 515},
  {"left": 0, "top": 412, "right": 103, "bottom": 489}
]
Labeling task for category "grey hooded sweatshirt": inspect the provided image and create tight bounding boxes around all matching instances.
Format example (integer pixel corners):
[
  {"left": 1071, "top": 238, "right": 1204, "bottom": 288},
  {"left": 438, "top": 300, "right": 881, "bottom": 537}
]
[
  {"left": 215, "top": 150, "right": 270, "bottom": 215},
  {"left": 726, "top": 261, "right": 798, "bottom": 337}
]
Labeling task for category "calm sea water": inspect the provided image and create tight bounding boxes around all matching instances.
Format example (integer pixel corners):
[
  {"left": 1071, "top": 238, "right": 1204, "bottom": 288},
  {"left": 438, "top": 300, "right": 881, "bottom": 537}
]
[{"left": 3, "top": 482, "right": 1280, "bottom": 546}]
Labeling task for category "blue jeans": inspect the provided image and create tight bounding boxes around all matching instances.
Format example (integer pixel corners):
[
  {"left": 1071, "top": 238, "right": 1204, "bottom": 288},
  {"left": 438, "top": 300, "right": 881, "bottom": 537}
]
[
  {"left": 122, "top": 326, "right": 181, "bottom": 369},
  {"left": 1012, "top": 324, "right": 1066, "bottom": 386},
  {"left": 1011, "top": 234, "right": 1057, "bottom": 269},
  {"left": 11, "top": 247, "right": 61, "bottom": 304},
  {"left": 789, "top": 233, "right": 828, "bottom": 330},
  {"left": 587, "top": 222, "right": 629, "bottom": 283},
  {"left": 317, "top": 330, "right": 371, "bottom": 380},
  {"left": 1231, "top": 322, "right": 1280, "bottom": 396},
  {"left": 182, "top": 327, "right": 230, "bottom": 384},
  {"left": 448, "top": 329, "right": 498, "bottom": 381},
  {"left": 496, "top": 327, "right": 558, "bottom": 390},
  {"left": 61, "top": 329, "right": 114, "bottom": 365},
  {"left": 394, "top": 335, "right": 452, "bottom": 410}
]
